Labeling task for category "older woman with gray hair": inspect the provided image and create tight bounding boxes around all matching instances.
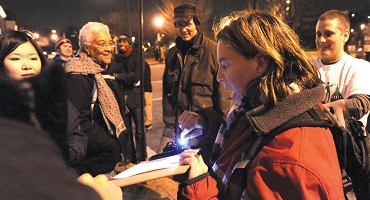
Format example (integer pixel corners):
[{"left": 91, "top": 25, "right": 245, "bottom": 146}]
[{"left": 66, "top": 22, "right": 128, "bottom": 176}]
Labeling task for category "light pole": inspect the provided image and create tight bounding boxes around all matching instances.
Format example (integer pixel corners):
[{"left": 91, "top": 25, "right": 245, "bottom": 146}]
[
  {"left": 50, "top": 30, "right": 59, "bottom": 56},
  {"left": 253, "top": 0, "right": 257, "bottom": 9},
  {"left": 51, "top": 30, "right": 58, "bottom": 41},
  {"left": 285, "top": 0, "right": 292, "bottom": 26},
  {"left": 154, "top": 16, "right": 164, "bottom": 62},
  {"left": 358, "top": 23, "right": 366, "bottom": 58},
  {"left": 154, "top": 16, "right": 164, "bottom": 42}
]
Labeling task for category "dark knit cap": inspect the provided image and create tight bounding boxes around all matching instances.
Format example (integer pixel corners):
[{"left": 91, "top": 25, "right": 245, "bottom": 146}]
[
  {"left": 55, "top": 38, "right": 71, "bottom": 50},
  {"left": 174, "top": 3, "right": 200, "bottom": 24},
  {"left": 118, "top": 34, "right": 133, "bottom": 45}
]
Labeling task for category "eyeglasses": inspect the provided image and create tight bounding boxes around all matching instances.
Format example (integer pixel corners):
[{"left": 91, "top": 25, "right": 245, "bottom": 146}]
[{"left": 94, "top": 41, "right": 115, "bottom": 49}]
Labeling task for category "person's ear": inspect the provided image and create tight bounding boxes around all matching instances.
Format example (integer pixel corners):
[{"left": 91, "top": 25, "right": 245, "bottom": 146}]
[
  {"left": 255, "top": 53, "right": 269, "bottom": 76},
  {"left": 84, "top": 46, "right": 90, "bottom": 55},
  {"left": 343, "top": 30, "right": 350, "bottom": 43}
]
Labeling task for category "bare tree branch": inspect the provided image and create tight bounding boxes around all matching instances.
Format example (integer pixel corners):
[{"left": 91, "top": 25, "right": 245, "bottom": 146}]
[{"left": 100, "top": 11, "right": 140, "bottom": 37}]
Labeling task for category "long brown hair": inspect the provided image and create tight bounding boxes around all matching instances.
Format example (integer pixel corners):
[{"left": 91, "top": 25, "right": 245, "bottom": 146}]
[{"left": 213, "top": 10, "right": 322, "bottom": 106}]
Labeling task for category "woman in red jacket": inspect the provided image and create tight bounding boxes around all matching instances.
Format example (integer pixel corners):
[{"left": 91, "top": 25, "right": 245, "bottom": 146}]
[{"left": 177, "top": 10, "right": 344, "bottom": 199}]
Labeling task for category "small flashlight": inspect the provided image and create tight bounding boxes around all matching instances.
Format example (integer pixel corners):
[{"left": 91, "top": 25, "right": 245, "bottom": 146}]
[
  {"left": 178, "top": 136, "right": 188, "bottom": 148},
  {"left": 178, "top": 128, "right": 203, "bottom": 149}
]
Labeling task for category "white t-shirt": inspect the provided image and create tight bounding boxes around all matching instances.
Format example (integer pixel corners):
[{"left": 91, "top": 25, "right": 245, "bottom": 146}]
[{"left": 310, "top": 53, "right": 370, "bottom": 125}]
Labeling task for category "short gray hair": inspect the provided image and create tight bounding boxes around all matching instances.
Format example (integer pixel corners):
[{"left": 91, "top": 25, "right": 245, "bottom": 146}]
[{"left": 79, "top": 22, "right": 110, "bottom": 49}]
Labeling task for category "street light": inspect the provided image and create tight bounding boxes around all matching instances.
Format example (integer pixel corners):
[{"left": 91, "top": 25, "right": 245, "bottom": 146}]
[
  {"left": 153, "top": 16, "right": 164, "bottom": 62},
  {"left": 51, "top": 30, "right": 58, "bottom": 41},
  {"left": 360, "top": 23, "right": 366, "bottom": 30},
  {"left": 154, "top": 16, "right": 164, "bottom": 42},
  {"left": 0, "top": 6, "right": 7, "bottom": 18},
  {"left": 285, "top": 0, "right": 292, "bottom": 26},
  {"left": 154, "top": 17, "right": 164, "bottom": 28}
]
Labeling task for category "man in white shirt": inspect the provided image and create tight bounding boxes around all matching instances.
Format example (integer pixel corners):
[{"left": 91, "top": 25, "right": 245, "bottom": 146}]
[{"left": 310, "top": 10, "right": 370, "bottom": 126}]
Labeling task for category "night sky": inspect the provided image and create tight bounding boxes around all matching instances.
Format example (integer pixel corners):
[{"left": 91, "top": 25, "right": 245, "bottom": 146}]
[{"left": 1, "top": 0, "right": 369, "bottom": 34}]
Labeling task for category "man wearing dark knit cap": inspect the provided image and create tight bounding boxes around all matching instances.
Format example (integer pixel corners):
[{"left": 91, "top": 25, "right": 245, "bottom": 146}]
[
  {"left": 111, "top": 34, "right": 148, "bottom": 165},
  {"left": 157, "top": 3, "right": 233, "bottom": 164}
]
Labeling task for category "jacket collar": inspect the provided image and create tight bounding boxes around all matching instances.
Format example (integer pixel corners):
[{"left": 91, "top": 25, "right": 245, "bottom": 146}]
[
  {"left": 247, "top": 84, "right": 325, "bottom": 134},
  {"left": 175, "top": 31, "right": 204, "bottom": 51}
]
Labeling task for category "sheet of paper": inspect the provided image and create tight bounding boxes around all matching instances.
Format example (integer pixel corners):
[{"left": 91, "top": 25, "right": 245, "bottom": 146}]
[{"left": 112, "top": 154, "right": 181, "bottom": 179}]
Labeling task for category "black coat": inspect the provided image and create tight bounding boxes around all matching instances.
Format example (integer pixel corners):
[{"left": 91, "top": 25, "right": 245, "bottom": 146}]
[
  {"left": 67, "top": 62, "right": 126, "bottom": 176},
  {"left": 111, "top": 50, "right": 151, "bottom": 109},
  {"left": 0, "top": 73, "right": 101, "bottom": 199},
  {"left": 162, "top": 32, "right": 233, "bottom": 125},
  {"left": 0, "top": 118, "right": 102, "bottom": 199}
]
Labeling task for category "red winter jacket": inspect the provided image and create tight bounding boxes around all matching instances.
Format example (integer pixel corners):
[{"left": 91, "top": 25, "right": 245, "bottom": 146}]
[
  {"left": 178, "top": 86, "right": 344, "bottom": 200},
  {"left": 179, "top": 123, "right": 344, "bottom": 199}
]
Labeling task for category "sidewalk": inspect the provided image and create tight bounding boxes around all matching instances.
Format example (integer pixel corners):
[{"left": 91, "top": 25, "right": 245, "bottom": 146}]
[
  {"left": 145, "top": 57, "right": 164, "bottom": 65},
  {"left": 121, "top": 58, "right": 180, "bottom": 200}
]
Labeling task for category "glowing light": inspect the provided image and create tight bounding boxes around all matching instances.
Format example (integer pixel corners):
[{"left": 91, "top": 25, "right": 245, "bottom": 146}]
[
  {"left": 51, "top": 30, "right": 58, "bottom": 41},
  {"left": 360, "top": 24, "right": 366, "bottom": 30},
  {"left": 0, "top": 6, "right": 6, "bottom": 18},
  {"left": 154, "top": 17, "right": 164, "bottom": 28},
  {"left": 178, "top": 137, "right": 188, "bottom": 148},
  {"left": 51, "top": 34, "right": 58, "bottom": 41},
  {"left": 169, "top": 42, "right": 176, "bottom": 49}
]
